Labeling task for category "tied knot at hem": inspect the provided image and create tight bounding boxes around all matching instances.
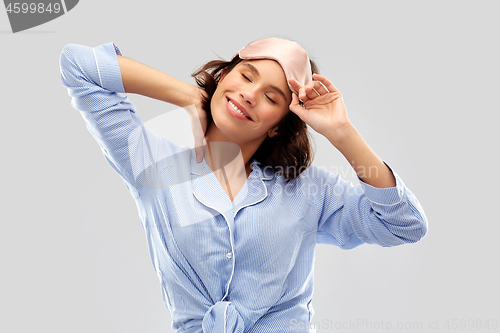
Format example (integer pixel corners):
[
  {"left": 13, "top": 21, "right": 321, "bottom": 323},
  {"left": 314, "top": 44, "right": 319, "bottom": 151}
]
[{"left": 202, "top": 301, "right": 245, "bottom": 333}]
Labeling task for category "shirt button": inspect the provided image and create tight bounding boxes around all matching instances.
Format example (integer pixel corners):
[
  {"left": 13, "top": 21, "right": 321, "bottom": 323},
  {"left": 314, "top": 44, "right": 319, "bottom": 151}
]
[{"left": 226, "top": 252, "right": 232, "bottom": 259}]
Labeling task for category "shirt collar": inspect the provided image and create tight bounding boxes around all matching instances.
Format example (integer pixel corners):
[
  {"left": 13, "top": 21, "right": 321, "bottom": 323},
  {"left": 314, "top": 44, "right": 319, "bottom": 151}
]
[{"left": 189, "top": 150, "right": 274, "bottom": 218}]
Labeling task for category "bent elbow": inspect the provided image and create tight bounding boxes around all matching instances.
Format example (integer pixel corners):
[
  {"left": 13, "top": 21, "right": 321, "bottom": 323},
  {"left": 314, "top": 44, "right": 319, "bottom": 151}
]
[
  {"left": 414, "top": 211, "right": 429, "bottom": 241},
  {"left": 401, "top": 210, "right": 428, "bottom": 244},
  {"left": 378, "top": 211, "right": 429, "bottom": 247},
  {"left": 59, "top": 43, "right": 85, "bottom": 88},
  {"left": 59, "top": 44, "right": 75, "bottom": 87}
]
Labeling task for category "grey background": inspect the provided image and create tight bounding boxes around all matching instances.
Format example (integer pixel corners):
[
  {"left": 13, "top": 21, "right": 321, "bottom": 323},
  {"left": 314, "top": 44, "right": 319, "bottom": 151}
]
[{"left": 1, "top": 1, "right": 498, "bottom": 332}]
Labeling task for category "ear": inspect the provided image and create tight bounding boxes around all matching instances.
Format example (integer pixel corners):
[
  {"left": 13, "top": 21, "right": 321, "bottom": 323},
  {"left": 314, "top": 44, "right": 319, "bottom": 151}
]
[{"left": 267, "top": 125, "right": 280, "bottom": 138}]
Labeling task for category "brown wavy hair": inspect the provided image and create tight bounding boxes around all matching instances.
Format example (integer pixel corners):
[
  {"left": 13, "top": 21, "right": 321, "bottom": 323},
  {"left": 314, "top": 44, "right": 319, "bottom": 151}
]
[{"left": 191, "top": 53, "right": 319, "bottom": 183}]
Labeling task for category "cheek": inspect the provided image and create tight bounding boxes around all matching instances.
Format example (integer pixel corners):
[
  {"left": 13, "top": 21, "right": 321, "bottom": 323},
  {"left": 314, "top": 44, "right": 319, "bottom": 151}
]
[
  {"left": 211, "top": 87, "right": 223, "bottom": 108},
  {"left": 270, "top": 107, "right": 289, "bottom": 123},
  {"left": 210, "top": 88, "right": 228, "bottom": 124},
  {"left": 210, "top": 96, "right": 220, "bottom": 117}
]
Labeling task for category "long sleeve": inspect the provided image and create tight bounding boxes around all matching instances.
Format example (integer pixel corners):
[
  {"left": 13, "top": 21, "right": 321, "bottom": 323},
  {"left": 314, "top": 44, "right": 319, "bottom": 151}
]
[
  {"left": 59, "top": 42, "right": 429, "bottom": 333},
  {"left": 310, "top": 162, "right": 428, "bottom": 249},
  {"left": 59, "top": 42, "right": 180, "bottom": 198}
]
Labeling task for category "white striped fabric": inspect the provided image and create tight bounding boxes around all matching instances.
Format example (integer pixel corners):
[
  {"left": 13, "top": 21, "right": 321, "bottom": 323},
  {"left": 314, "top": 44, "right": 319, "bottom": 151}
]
[{"left": 59, "top": 42, "right": 428, "bottom": 333}]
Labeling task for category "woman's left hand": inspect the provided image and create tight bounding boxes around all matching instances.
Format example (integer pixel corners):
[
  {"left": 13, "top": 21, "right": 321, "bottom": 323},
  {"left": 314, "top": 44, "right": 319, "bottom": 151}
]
[{"left": 288, "top": 74, "right": 351, "bottom": 140}]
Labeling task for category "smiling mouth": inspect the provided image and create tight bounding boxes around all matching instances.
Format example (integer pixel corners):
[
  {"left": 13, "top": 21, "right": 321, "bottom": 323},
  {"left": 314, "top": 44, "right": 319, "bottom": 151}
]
[{"left": 227, "top": 97, "right": 252, "bottom": 121}]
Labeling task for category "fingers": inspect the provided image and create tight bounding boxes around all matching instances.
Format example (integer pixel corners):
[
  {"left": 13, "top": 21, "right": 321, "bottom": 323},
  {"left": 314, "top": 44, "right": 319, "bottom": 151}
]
[
  {"left": 288, "top": 75, "right": 341, "bottom": 116},
  {"left": 304, "top": 80, "right": 330, "bottom": 100},
  {"left": 289, "top": 78, "right": 314, "bottom": 104},
  {"left": 289, "top": 77, "right": 334, "bottom": 103},
  {"left": 288, "top": 78, "right": 303, "bottom": 99},
  {"left": 189, "top": 108, "right": 207, "bottom": 163},
  {"left": 195, "top": 136, "right": 207, "bottom": 163},
  {"left": 288, "top": 92, "right": 307, "bottom": 120},
  {"left": 312, "top": 74, "right": 339, "bottom": 93},
  {"left": 194, "top": 131, "right": 205, "bottom": 163}
]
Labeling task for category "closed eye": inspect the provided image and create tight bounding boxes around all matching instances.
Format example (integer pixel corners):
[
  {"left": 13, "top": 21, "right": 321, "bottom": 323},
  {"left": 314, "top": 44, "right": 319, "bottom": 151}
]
[
  {"left": 242, "top": 73, "right": 276, "bottom": 104},
  {"left": 266, "top": 95, "right": 276, "bottom": 104}
]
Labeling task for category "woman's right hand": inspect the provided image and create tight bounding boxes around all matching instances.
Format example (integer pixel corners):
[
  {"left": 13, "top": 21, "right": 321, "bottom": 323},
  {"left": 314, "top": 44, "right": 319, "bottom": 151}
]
[{"left": 184, "top": 85, "right": 209, "bottom": 163}]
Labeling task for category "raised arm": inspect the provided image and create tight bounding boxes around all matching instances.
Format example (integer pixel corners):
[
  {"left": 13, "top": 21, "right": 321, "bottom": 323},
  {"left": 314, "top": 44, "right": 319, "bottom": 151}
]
[
  {"left": 116, "top": 55, "right": 198, "bottom": 107},
  {"left": 117, "top": 54, "right": 208, "bottom": 163},
  {"left": 288, "top": 75, "right": 427, "bottom": 248},
  {"left": 59, "top": 42, "right": 205, "bottom": 197},
  {"left": 289, "top": 75, "right": 396, "bottom": 188}
]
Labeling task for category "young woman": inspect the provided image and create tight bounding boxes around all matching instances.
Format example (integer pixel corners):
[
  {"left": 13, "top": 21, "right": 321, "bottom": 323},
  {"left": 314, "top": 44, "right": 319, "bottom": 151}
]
[{"left": 60, "top": 37, "right": 427, "bottom": 333}]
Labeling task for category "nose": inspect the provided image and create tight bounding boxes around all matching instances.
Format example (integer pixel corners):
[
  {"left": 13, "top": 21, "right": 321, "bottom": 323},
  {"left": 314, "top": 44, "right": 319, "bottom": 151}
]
[{"left": 240, "top": 86, "right": 258, "bottom": 106}]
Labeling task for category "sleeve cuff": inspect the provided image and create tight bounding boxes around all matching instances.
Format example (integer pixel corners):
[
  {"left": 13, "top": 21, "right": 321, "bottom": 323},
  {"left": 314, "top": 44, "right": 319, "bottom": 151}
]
[
  {"left": 92, "top": 42, "right": 125, "bottom": 93},
  {"left": 358, "top": 161, "right": 405, "bottom": 206}
]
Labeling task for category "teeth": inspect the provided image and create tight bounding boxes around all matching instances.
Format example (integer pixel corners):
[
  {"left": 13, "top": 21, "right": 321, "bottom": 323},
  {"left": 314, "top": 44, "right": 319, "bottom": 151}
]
[{"left": 229, "top": 100, "right": 250, "bottom": 119}]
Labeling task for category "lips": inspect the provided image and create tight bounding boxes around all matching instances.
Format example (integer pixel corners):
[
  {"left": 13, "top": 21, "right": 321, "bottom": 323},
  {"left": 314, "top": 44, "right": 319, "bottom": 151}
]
[{"left": 226, "top": 97, "right": 253, "bottom": 121}]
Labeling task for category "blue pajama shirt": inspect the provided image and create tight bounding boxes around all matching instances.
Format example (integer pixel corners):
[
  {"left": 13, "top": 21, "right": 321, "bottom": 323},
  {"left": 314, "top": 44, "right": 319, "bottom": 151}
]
[{"left": 59, "top": 42, "right": 428, "bottom": 333}]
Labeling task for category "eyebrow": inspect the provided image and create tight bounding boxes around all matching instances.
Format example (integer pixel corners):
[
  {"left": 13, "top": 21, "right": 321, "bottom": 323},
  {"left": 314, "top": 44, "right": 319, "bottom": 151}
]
[{"left": 242, "top": 63, "right": 288, "bottom": 102}]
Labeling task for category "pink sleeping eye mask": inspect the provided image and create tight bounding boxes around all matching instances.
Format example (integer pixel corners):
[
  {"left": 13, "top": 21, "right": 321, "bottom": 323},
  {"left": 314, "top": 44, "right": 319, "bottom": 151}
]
[{"left": 235, "top": 37, "right": 313, "bottom": 96}]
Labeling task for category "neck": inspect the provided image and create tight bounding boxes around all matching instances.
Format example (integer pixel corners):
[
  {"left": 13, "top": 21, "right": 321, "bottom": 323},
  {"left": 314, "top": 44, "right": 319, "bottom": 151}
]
[{"left": 203, "top": 123, "right": 264, "bottom": 179}]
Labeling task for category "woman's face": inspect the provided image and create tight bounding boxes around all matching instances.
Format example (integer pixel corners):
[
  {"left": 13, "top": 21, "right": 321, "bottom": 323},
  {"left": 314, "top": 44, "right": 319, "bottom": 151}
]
[{"left": 210, "top": 59, "right": 293, "bottom": 144}]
